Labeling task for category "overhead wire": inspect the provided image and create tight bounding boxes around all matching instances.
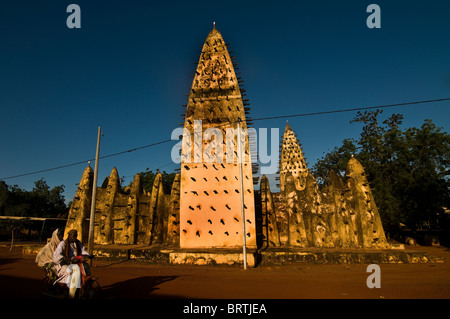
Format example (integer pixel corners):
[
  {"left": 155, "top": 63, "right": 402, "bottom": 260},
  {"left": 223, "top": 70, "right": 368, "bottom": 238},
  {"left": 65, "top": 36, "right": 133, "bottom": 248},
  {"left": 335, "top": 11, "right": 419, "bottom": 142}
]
[{"left": 1, "top": 97, "right": 449, "bottom": 181}]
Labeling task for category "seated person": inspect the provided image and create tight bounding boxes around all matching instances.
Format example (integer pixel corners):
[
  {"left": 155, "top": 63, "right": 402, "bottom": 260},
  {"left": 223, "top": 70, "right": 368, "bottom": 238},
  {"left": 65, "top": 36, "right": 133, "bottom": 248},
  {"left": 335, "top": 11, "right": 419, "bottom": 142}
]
[
  {"left": 53, "top": 229, "right": 91, "bottom": 297},
  {"left": 35, "top": 228, "right": 65, "bottom": 280}
]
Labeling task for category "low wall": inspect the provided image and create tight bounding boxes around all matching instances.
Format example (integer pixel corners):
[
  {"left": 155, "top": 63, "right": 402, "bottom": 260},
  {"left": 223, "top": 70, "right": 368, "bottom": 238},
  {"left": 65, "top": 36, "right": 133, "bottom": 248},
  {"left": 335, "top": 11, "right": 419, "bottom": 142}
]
[{"left": 22, "top": 244, "right": 446, "bottom": 266}]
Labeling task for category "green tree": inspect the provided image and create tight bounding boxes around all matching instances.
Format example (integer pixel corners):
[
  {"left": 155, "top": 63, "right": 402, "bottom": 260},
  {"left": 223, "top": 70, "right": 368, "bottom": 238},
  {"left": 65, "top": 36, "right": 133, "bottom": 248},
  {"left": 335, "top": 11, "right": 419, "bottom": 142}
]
[
  {"left": 0, "top": 179, "right": 68, "bottom": 218},
  {"left": 3, "top": 184, "right": 31, "bottom": 216},
  {"left": 0, "top": 181, "right": 9, "bottom": 215},
  {"left": 312, "top": 110, "right": 450, "bottom": 233},
  {"left": 138, "top": 169, "right": 177, "bottom": 194},
  {"left": 313, "top": 138, "right": 357, "bottom": 184},
  {"left": 30, "top": 179, "right": 67, "bottom": 218}
]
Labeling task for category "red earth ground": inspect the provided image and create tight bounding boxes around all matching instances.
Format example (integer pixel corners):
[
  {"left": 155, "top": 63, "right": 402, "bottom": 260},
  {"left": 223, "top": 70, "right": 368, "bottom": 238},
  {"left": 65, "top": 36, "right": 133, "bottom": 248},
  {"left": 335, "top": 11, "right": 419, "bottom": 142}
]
[{"left": 1, "top": 243, "right": 449, "bottom": 301}]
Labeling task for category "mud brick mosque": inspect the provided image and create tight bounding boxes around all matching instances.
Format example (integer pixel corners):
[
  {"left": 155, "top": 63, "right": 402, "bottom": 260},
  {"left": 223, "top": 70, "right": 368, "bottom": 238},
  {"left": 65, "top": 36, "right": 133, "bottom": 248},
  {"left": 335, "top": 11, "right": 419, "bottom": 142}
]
[{"left": 64, "top": 26, "right": 402, "bottom": 265}]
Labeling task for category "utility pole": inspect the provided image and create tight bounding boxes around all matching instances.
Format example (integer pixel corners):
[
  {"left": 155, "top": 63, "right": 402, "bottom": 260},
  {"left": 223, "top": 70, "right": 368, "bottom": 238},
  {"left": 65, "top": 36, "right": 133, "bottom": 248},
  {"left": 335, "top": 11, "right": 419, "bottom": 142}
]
[
  {"left": 237, "top": 119, "right": 247, "bottom": 270},
  {"left": 88, "top": 126, "right": 102, "bottom": 266}
]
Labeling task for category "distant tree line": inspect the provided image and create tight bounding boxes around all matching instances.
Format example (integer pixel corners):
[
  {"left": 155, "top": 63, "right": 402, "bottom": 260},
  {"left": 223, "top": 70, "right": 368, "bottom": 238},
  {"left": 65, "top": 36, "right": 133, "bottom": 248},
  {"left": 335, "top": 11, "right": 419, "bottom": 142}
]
[
  {"left": 0, "top": 178, "right": 68, "bottom": 218},
  {"left": 0, "top": 169, "right": 178, "bottom": 220},
  {"left": 312, "top": 110, "right": 450, "bottom": 234},
  {"left": 0, "top": 178, "right": 68, "bottom": 245}
]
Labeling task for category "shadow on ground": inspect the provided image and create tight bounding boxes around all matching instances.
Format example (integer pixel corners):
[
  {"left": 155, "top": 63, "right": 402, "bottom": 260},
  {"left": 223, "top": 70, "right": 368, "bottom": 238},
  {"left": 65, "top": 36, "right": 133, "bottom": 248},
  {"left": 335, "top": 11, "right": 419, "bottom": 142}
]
[
  {"left": 101, "top": 275, "right": 182, "bottom": 299},
  {"left": 0, "top": 274, "right": 45, "bottom": 298},
  {"left": 0, "top": 273, "right": 183, "bottom": 299},
  {"left": 0, "top": 257, "right": 22, "bottom": 266}
]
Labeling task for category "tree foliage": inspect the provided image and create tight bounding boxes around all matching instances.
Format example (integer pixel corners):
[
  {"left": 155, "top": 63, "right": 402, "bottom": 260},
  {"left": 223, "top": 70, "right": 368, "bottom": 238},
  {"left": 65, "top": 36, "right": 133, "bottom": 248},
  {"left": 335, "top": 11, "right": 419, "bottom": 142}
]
[
  {"left": 312, "top": 110, "right": 450, "bottom": 233},
  {"left": 138, "top": 169, "right": 177, "bottom": 195},
  {"left": 0, "top": 178, "right": 68, "bottom": 218}
]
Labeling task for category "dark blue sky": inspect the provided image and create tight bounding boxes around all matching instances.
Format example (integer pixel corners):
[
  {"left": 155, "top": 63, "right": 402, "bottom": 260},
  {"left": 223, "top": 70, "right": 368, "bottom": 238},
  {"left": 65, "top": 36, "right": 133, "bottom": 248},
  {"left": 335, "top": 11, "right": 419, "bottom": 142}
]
[{"left": 1, "top": 0, "right": 449, "bottom": 202}]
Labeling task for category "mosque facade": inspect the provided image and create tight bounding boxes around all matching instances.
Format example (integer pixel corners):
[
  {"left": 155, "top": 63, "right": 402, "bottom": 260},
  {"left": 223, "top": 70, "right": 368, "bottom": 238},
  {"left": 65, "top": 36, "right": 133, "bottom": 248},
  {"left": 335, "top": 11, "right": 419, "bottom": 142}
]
[{"left": 65, "top": 27, "right": 389, "bottom": 251}]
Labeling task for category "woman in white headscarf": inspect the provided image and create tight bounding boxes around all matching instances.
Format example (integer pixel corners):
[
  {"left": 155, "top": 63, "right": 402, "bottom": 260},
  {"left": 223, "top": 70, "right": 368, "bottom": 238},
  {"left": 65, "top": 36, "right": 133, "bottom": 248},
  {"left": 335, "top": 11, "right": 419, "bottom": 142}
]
[
  {"left": 35, "top": 228, "right": 64, "bottom": 272},
  {"left": 35, "top": 228, "right": 64, "bottom": 280}
]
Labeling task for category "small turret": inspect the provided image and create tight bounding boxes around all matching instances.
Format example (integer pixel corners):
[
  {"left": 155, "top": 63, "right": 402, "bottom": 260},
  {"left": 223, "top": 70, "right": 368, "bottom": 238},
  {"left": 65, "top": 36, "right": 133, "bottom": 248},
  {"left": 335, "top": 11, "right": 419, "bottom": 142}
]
[{"left": 279, "top": 122, "right": 309, "bottom": 192}]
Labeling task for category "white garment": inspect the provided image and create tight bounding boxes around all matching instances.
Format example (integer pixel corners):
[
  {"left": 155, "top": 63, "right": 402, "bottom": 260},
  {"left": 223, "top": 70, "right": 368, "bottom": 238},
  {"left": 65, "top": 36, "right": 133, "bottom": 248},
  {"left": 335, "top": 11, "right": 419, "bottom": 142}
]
[
  {"left": 67, "top": 264, "right": 82, "bottom": 289},
  {"left": 35, "top": 229, "right": 61, "bottom": 268},
  {"left": 53, "top": 240, "right": 89, "bottom": 286}
]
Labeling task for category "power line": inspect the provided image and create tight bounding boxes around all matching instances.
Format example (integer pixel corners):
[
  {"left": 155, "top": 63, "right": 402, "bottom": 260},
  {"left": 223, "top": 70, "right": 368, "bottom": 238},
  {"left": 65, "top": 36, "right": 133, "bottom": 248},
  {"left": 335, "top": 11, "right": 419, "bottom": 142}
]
[
  {"left": 0, "top": 139, "right": 173, "bottom": 180},
  {"left": 1, "top": 97, "right": 449, "bottom": 181},
  {"left": 97, "top": 139, "right": 173, "bottom": 160},
  {"left": 251, "top": 97, "right": 450, "bottom": 122}
]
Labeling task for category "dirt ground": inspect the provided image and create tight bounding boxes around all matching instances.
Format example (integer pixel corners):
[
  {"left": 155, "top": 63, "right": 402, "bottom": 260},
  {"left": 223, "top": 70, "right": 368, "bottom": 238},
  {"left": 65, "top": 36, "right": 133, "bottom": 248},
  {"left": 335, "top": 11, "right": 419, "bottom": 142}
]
[{"left": 1, "top": 243, "right": 449, "bottom": 301}]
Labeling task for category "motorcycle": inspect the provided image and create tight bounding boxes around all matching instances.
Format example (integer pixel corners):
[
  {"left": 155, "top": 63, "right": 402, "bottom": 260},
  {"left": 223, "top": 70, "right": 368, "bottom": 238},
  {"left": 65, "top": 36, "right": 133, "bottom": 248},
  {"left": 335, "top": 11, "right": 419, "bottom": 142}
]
[{"left": 42, "top": 256, "right": 101, "bottom": 299}]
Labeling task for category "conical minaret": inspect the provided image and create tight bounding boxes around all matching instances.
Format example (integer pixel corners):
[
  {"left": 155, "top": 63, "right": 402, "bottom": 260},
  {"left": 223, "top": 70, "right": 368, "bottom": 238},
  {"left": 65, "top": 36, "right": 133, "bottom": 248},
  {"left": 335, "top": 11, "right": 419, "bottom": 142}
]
[
  {"left": 179, "top": 26, "right": 256, "bottom": 248},
  {"left": 64, "top": 165, "right": 93, "bottom": 243},
  {"left": 279, "top": 122, "right": 309, "bottom": 192},
  {"left": 346, "top": 156, "right": 389, "bottom": 248}
]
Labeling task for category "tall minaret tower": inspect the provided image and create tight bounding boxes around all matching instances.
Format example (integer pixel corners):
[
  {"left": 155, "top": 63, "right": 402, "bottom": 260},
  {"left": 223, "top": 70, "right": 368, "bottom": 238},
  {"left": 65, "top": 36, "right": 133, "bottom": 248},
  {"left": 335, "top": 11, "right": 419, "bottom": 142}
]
[
  {"left": 279, "top": 122, "right": 309, "bottom": 192},
  {"left": 179, "top": 26, "right": 256, "bottom": 248}
]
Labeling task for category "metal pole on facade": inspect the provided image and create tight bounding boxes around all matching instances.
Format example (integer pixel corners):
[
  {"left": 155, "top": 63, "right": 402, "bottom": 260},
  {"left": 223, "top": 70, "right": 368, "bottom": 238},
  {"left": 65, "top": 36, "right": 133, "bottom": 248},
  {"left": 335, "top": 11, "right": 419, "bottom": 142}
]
[
  {"left": 88, "top": 127, "right": 101, "bottom": 266},
  {"left": 237, "top": 119, "right": 247, "bottom": 270}
]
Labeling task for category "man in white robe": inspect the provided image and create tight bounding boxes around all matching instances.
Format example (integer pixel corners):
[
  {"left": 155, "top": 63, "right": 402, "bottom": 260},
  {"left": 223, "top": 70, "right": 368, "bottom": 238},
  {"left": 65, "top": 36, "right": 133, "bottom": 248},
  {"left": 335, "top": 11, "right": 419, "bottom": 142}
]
[{"left": 53, "top": 229, "right": 91, "bottom": 298}]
